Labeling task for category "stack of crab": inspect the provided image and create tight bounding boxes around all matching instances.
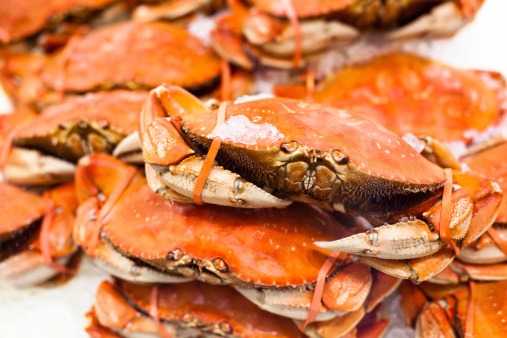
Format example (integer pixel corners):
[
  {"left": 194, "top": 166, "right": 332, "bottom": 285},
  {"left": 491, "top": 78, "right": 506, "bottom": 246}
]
[{"left": 1, "top": 0, "right": 507, "bottom": 338}]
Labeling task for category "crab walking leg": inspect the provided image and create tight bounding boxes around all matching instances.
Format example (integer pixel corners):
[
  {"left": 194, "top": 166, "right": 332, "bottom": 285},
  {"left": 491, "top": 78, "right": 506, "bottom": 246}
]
[{"left": 140, "top": 85, "right": 291, "bottom": 208}]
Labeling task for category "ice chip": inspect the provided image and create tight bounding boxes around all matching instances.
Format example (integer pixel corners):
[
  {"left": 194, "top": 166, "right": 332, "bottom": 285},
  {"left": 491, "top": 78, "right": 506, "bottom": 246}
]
[
  {"left": 402, "top": 133, "right": 425, "bottom": 153},
  {"left": 188, "top": 15, "right": 215, "bottom": 46},
  {"left": 443, "top": 141, "right": 468, "bottom": 159},
  {"left": 234, "top": 93, "right": 275, "bottom": 104},
  {"left": 208, "top": 115, "right": 284, "bottom": 145}
]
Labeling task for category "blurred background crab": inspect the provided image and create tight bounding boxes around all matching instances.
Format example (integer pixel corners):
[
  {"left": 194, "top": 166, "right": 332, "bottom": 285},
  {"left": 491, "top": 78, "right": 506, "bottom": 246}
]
[
  {"left": 211, "top": 0, "right": 485, "bottom": 69},
  {"left": 1, "top": 90, "right": 147, "bottom": 186}
]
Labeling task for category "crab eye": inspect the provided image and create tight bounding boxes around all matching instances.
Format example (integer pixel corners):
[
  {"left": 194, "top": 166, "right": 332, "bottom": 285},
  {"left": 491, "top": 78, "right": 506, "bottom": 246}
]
[
  {"left": 213, "top": 257, "right": 230, "bottom": 273},
  {"left": 219, "top": 321, "right": 233, "bottom": 334},
  {"left": 332, "top": 150, "right": 349, "bottom": 165},
  {"left": 280, "top": 141, "right": 299, "bottom": 153},
  {"left": 167, "top": 248, "right": 184, "bottom": 261}
]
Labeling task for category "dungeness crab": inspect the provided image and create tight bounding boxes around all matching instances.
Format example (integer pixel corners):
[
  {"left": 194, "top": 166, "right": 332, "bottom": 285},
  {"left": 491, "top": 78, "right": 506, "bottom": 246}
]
[
  {"left": 276, "top": 53, "right": 507, "bottom": 143},
  {"left": 1, "top": 90, "right": 147, "bottom": 186},
  {"left": 211, "top": 0, "right": 485, "bottom": 68},
  {"left": 0, "top": 21, "right": 222, "bottom": 109},
  {"left": 73, "top": 154, "right": 401, "bottom": 328},
  {"left": 140, "top": 85, "right": 502, "bottom": 281},
  {"left": 87, "top": 279, "right": 393, "bottom": 338}
]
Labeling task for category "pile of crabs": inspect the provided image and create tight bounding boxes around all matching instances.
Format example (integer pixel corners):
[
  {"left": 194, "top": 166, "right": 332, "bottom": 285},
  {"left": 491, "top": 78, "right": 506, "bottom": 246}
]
[{"left": 1, "top": 0, "right": 506, "bottom": 337}]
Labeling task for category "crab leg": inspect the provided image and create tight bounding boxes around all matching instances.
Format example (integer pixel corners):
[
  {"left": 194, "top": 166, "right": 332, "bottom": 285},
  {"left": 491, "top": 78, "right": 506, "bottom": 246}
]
[
  {"left": 316, "top": 171, "right": 501, "bottom": 260},
  {"left": 140, "top": 85, "right": 291, "bottom": 208}
]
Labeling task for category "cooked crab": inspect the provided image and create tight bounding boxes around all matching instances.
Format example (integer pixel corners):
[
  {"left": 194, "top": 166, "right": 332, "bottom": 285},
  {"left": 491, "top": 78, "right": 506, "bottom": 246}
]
[
  {"left": 1, "top": 21, "right": 223, "bottom": 109},
  {"left": 139, "top": 85, "right": 501, "bottom": 281},
  {"left": 87, "top": 279, "right": 304, "bottom": 337},
  {"left": 211, "top": 0, "right": 484, "bottom": 68},
  {"left": 2, "top": 90, "right": 147, "bottom": 186},
  {"left": 275, "top": 53, "right": 506, "bottom": 143},
  {"left": 87, "top": 277, "right": 396, "bottom": 338},
  {"left": 0, "top": 0, "right": 117, "bottom": 44},
  {"left": 41, "top": 21, "right": 222, "bottom": 94},
  {"left": 73, "top": 153, "right": 388, "bottom": 322},
  {"left": 0, "top": 182, "right": 78, "bottom": 287}
]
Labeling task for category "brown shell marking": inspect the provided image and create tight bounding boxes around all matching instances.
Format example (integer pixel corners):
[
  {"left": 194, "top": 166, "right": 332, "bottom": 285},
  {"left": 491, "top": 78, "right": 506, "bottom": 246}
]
[
  {"left": 119, "top": 280, "right": 303, "bottom": 337},
  {"left": 314, "top": 53, "right": 503, "bottom": 142},
  {"left": 42, "top": 21, "right": 222, "bottom": 93},
  {"left": 13, "top": 91, "right": 147, "bottom": 162},
  {"left": 0, "top": 0, "right": 115, "bottom": 43},
  {"left": 183, "top": 96, "right": 445, "bottom": 185}
]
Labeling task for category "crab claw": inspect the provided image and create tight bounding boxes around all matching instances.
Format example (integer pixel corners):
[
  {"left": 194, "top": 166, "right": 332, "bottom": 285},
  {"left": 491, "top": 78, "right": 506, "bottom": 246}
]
[
  {"left": 316, "top": 220, "right": 443, "bottom": 259},
  {"left": 141, "top": 85, "right": 291, "bottom": 208}
]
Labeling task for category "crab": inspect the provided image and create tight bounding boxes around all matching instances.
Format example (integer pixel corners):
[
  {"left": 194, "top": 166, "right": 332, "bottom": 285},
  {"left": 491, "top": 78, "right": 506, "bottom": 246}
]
[
  {"left": 2, "top": 90, "right": 147, "bottom": 186},
  {"left": 0, "top": 0, "right": 118, "bottom": 45},
  {"left": 139, "top": 85, "right": 502, "bottom": 281},
  {"left": 87, "top": 278, "right": 396, "bottom": 338},
  {"left": 400, "top": 279, "right": 507, "bottom": 338},
  {"left": 0, "top": 182, "right": 78, "bottom": 287},
  {"left": 87, "top": 279, "right": 304, "bottom": 337},
  {"left": 211, "top": 0, "right": 485, "bottom": 69},
  {"left": 275, "top": 53, "right": 507, "bottom": 143},
  {"left": 1, "top": 21, "right": 223, "bottom": 110},
  {"left": 73, "top": 154, "right": 404, "bottom": 325}
]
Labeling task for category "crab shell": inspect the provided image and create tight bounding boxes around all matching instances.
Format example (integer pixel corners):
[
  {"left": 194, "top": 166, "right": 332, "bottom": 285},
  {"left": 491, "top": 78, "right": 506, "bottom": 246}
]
[
  {"left": 74, "top": 154, "right": 376, "bottom": 321},
  {"left": 212, "top": 0, "right": 484, "bottom": 68},
  {"left": 41, "top": 21, "right": 222, "bottom": 95},
  {"left": 0, "top": 182, "right": 78, "bottom": 287},
  {"left": 4, "top": 90, "right": 146, "bottom": 186},
  {"left": 455, "top": 138, "right": 507, "bottom": 265},
  {"left": 411, "top": 280, "right": 507, "bottom": 338},
  {"left": 89, "top": 280, "right": 304, "bottom": 337},
  {"left": 0, "top": 0, "right": 116, "bottom": 44},
  {"left": 142, "top": 85, "right": 446, "bottom": 214},
  {"left": 307, "top": 53, "right": 505, "bottom": 143}
]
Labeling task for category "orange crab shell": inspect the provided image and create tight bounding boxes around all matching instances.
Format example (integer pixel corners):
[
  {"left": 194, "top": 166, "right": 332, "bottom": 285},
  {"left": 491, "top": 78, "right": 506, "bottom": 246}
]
[
  {"left": 0, "top": 182, "right": 45, "bottom": 237},
  {"left": 462, "top": 139, "right": 507, "bottom": 224},
  {"left": 312, "top": 53, "right": 504, "bottom": 143},
  {"left": 16, "top": 90, "right": 146, "bottom": 139},
  {"left": 0, "top": 0, "right": 115, "bottom": 43},
  {"left": 12, "top": 90, "right": 147, "bottom": 162},
  {"left": 41, "top": 21, "right": 222, "bottom": 93},
  {"left": 180, "top": 96, "right": 445, "bottom": 186},
  {"left": 77, "top": 154, "right": 348, "bottom": 287},
  {"left": 92, "top": 280, "right": 303, "bottom": 337}
]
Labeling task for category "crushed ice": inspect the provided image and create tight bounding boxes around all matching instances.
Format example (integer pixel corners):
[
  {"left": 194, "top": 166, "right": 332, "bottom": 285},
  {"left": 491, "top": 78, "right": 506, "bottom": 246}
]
[
  {"left": 188, "top": 15, "right": 215, "bottom": 46},
  {"left": 208, "top": 115, "right": 284, "bottom": 145},
  {"left": 234, "top": 93, "right": 275, "bottom": 104},
  {"left": 402, "top": 133, "right": 425, "bottom": 153}
]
